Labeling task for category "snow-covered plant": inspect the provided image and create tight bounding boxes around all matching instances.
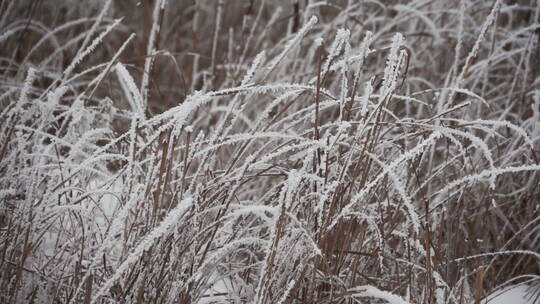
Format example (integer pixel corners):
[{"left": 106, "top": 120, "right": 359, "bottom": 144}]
[{"left": 0, "top": 0, "right": 538, "bottom": 303}]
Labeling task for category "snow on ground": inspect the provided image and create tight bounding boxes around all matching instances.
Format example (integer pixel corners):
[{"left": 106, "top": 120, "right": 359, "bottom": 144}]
[
  {"left": 483, "top": 284, "right": 538, "bottom": 304},
  {"left": 198, "top": 276, "right": 233, "bottom": 304}
]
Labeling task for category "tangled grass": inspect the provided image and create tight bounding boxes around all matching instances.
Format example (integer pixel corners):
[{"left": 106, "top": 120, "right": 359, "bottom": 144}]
[{"left": 0, "top": 0, "right": 539, "bottom": 303}]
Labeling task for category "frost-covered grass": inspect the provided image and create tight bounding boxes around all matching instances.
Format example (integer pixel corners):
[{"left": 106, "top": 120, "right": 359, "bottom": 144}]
[{"left": 1, "top": 0, "right": 539, "bottom": 303}]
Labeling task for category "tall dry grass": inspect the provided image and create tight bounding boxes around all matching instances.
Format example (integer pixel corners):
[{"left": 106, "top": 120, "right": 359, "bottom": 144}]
[{"left": 0, "top": 0, "right": 539, "bottom": 303}]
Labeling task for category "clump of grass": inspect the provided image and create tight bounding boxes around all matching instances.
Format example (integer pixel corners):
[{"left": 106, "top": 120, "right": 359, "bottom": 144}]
[{"left": 1, "top": 0, "right": 539, "bottom": 303}]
